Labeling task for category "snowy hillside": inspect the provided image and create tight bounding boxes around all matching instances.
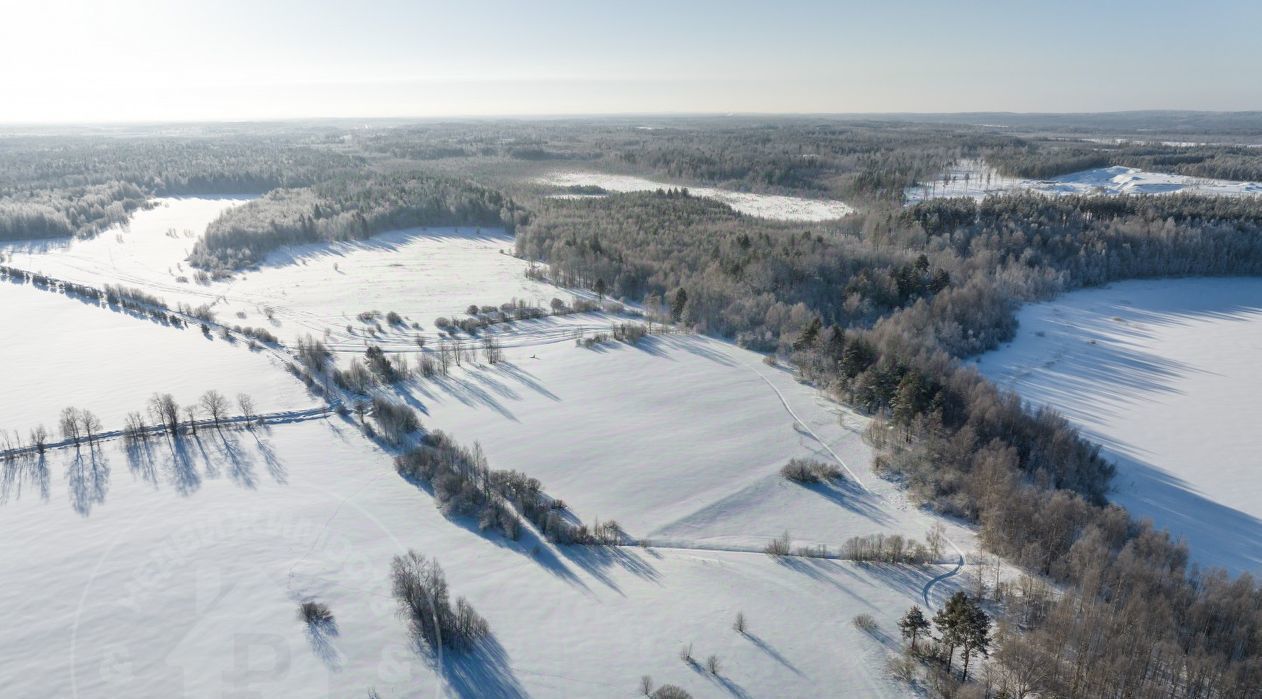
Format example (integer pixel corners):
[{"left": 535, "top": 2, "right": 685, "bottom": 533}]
[{"left": 977, "top": 278, "right": 1262, "bottom": 574}]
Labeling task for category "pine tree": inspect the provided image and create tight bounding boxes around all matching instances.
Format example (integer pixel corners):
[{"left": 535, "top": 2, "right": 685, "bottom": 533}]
[
  {"left": 898, "top": 606, "right": 929, "bottom": 652},
  {"left": 958, "top": 596, "right": 991, "bottom": 681},
  {"left": 934, "top": 591, "right": 970, "bottom": 673},
  {"left": 670, "top": 287, "right": 688, "bottom": 322}
]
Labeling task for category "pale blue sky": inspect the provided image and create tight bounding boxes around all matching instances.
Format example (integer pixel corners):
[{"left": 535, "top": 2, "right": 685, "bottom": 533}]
[{"left": 0, "top": 0, "right": 1258, "bottom": 122}]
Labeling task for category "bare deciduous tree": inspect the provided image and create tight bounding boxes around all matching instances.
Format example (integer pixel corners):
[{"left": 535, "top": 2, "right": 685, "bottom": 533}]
[{"left": 200, "top": 390, "right": 229, "bottom": 430}]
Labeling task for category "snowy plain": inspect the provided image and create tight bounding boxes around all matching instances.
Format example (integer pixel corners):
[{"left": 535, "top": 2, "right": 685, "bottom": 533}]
[
  {"left": 906, "top": 159, "right": 1262, "bottom": 203},
  {"left": 977, "top": 278, "right": 1262, "bottom": 575},
  {"left": 0, "top": 196, "right": 982, "bottom": 697},
  {"left": 0, "top": 401, "right": 962, "bottom": 697},
  {"left": 1, "top": 198, "right": 588, "bottom": 348},
  {"left": 0, "top": 279, "right": 317, "bottom": 438},
  {"left": 537, "top": 172, "right": 855, "bottom": 221}
]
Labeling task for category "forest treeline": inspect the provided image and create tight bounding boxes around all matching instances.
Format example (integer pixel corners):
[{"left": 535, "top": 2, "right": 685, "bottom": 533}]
[
  {"left": 187, "top": 172, "right": 526, "bottom": 270},
  {"left": 985, "top": 140, "right": 1262, "bottom": 182},
  {"left": 0, "top": 134, "right": 359, "bottom": 242},
  {"left": 519, "top": 190, "right": 1262, "bottom": 696}
]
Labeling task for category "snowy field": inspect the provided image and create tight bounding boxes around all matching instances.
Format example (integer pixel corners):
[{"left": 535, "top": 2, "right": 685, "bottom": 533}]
[
  {"left": 537, "top": 172, "right": 855, "bottom": 221},
  {"left": 0, "top": 417, "right": 961, "bottom": 698},
  {"left": 977, "top": 278, "right": 1262, "bottom": 574},
  {"left": 410, "top": 331, "right": 972, "bottom": 556},
  {"left": 1, "top": 198, "right": 588, "bottom": 348},
  {"left": 906, "top": 159, "right": 1262, "bottom": 203},
  {"left": 0, "top": 197, "right": 985, "bottom": 697},
  {"left": 0, "top": 280, "right": 316, "bottom": 439}
]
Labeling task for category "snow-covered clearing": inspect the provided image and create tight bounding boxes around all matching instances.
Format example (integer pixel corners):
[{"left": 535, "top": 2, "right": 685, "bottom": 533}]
[
  {"left": 1, "top": 198, "right": 586, "bottom": 348},
  {"left": 0, "top": 196, "right": 986, "bottom": 696},
  {"left": 409, "top": 331, "right": 973, "bottom": 560},
  {"left": 0, "top": 279, "right": 316, "bottom": 437},
  {"left": 537, "top": 172, "right": 855, "bottom": 221},
  {"left": 906, "top": 159, "right": 1262, "bottom": 203},
  {"left": 977, "top": 278, "right": 1262, "bottom": 575},
  {"left": 0, "top": 418, "right": 960, "bottom": 697}
]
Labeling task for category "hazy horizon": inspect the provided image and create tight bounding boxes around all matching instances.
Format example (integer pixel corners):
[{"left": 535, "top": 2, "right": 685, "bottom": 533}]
[{"left": 3, "top": 0, "right": 1260, "bottom": 123}]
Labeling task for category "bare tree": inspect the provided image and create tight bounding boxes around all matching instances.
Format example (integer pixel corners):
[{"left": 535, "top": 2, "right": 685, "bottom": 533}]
[
  {"left": 184, "top": 405, "right": 199, "bottom": 435},
  {"left": 30, "top": 425, "right": 48, "bottom": 454},
  {"left": 81, "top": 409, "right": 103, "bottom": 446},
  {"left": 237, "top": 393, "right": 256, "bottom": 423},
  {"left": 200, "top": 390, "right": 229, "bottom": 430},
  {"left": 149, "top": 393, "right": 180, "bottom": 435},
  {"left": 60, "top": 407, "right": 82, "bottom": 447}
]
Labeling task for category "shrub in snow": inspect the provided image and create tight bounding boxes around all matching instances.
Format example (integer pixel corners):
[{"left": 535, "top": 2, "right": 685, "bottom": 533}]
[
  {"left": 652, "top": 685, "right": 692, "bottom": 699},
  {"left": 298, "top": 601, "right": 334, "bottom": 627},
  {"left": 852, "top": 613, "right": 879, "bottom": 634},
  {"left": 764, "top": 531, "right": 792, "bottom": 557},
  {"left": 781, "top": 458, "right": 843, "bottom": 484}
]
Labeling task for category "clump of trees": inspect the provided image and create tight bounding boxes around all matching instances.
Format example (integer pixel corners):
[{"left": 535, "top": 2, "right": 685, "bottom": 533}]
[
  {"left": 390, "top": 550, "right": 490, "bottom": 652},
  {"left": 189, "top": 173, "right": 524, "bottom": 271},
  {"left": 395, "top": 430, "right": 617, "bottom": 546},
  {"left": 370, "top": 396, "right": 421, "bottom": 445}
]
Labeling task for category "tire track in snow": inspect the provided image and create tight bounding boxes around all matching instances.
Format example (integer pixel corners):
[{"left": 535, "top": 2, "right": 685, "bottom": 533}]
[{"left": 744, "top": 361, "right": 965, "bottom": 609}]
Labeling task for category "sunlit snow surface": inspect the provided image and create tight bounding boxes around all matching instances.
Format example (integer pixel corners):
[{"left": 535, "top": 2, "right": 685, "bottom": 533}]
[
  {"left": 538, "top": 172, "right": 855, "bottom": 221},
  {"left": 978, "top": 278, "right": 1262, "bottom": 574},
  {"left": 0, "top": 197, "right": 982, "bottom": 697},
  {"left": 907, "top": 160, "right": 1262, "bottom": 203}
]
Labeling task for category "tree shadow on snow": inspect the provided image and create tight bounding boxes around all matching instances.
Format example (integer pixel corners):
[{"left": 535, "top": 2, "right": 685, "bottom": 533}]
[
  {"left": 743, "top": 632, "right": 804, "bottom": 676},
  {"left": 437, "top": 635, "right": 528, "bottom": 699},
  {"left": 1, "top": 452, "right": 50, "bottom": 504},
  {"left": 65, "top": 445, "right": 111, "bottom": 516}
]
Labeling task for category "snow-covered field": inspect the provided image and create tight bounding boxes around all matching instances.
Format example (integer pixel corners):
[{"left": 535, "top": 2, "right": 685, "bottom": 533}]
[
  {"left": 907, "top": 159, "right": 1262, "bottom": 203},
  {"left": 1, "top": 198, "right": 585, "bottom": 348},
  {"left": 0, "top": 280, "right": 316, "bottom": 438},
  {"left": 1, "top": 416, "right": 960, "bottom": 698},
  {"left": 0, "top": 197, "right": 984, "bottom": 697},
  {"left": 538, "top": 172, "right": 855, "bottom": 221},
  {"left": 977, "top": 278, "right": 1262, "bottom": 575}
]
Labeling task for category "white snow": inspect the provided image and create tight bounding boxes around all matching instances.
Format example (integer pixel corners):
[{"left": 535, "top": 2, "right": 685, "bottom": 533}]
[
  {"left": 906, "top": 159, "right": 1262, "bottom": 203},
  {"left": 538, "top": 172, "right": 855, "bottom": 221},
  {"left": 2, "top": 198, "right": 586, "bottom": 348},
  {"left": 0, "top": 417, "right": 961, "bottom": 698},
  {"left": 0, "top": 280, "right": 317, "bottom": 437},
  {"left": 977, "top": 278, "right": 1262, "bottom": 575},
  {"left": 0, "top": 196, "right": 984, "bottom": 697}
]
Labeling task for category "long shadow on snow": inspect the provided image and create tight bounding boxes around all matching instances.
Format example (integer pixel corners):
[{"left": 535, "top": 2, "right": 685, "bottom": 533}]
[
  {"left": 1, "top": 452, "right": 50, "bottom": 504},
  {"left": 799, "top": 477, "right": 895, "bottom": 526},
  {"left": 437, "top": 634, "right": 528, "bottom": 699},
  {"left": 395, "top": 471, "right": 590, "bottom": 591},
  {"left": 743, "top": 632, "right": 804, "bottom": 677},
  {"left": 686, "top": 657, "right": 754, "bottom": 699},
  {"left": 65, "top": 445, "right": 111, "bottom": 516}
]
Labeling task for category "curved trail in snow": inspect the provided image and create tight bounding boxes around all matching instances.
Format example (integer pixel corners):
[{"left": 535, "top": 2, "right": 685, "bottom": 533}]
[{"left": 745, "top": 361, "right": 965, "bottom": 608}]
